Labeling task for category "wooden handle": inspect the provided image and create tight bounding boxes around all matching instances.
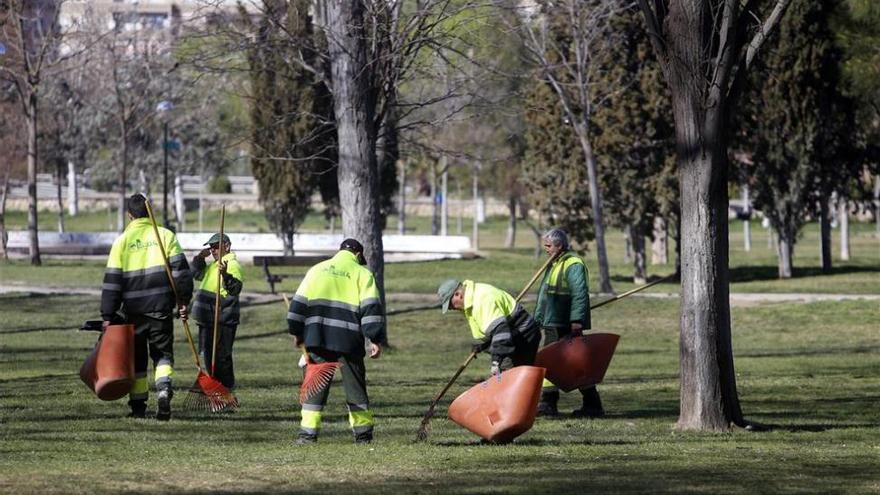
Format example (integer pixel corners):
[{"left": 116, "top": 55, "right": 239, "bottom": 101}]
[{"left": 211, "top": 204, "right": 226, "bottom": 376}]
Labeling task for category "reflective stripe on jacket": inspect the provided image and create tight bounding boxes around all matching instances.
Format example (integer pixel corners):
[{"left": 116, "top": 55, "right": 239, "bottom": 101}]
[
  {"left": 461, "top": 280, "right": 540, "bottom": 361},
  {"left": 191, "top": 251, "right": 243, "bottom": 326},
  {"left": 101, "top": 217, "right": 193, "bottom": 319},
  {"left": 287, "top": 250, "right": 386, "bottom": 357},
  {"left": 533, "top": 251, "right": 590, "bottom": 329}
]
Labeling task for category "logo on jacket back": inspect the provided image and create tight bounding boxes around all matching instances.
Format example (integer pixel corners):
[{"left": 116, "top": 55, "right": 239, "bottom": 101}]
[
  {"left": 321, "top": 264, "right": 351, "bottom": 279},
  {"left": 128, "top": 239, "right": 159, "bottom": 252}
]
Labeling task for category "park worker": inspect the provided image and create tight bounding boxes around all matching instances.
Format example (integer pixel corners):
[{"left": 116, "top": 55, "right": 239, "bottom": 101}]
[
  {"left": 287, "top": 238, "right": 385, "bottom": 444},
  {"left": 190, "top": 233, "right": 243, "bottom": 390},
  {"left": 437, "top": 279, "right": 542, "bottom": 376},
  {"left": 100, "top": 193, "right": 192, "bottom": 421},
  {"left": 533, "top": 228, "right": 603, "bottom": 418}
]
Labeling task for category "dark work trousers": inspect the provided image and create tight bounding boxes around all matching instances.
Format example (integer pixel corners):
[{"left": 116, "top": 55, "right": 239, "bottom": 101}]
[
  {"left": 497, "top": 330, "right": 542, "bottom": 372},
  {"left": 198, "top": 324, "right": 238, "bottom": 389},
  {"left": 129, "top": 314, "right": 174, "bottom": 403},
  {"left": 541, "top": 326, "right": 601, "bottom": 405},
  {"left": 301, "top": 349, "right": 374, "bottom": 441}
]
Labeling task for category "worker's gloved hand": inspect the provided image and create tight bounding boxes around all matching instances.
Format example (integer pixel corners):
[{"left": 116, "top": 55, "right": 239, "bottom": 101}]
[
  {"left": 293, "top": 335, "right": 304, "bottom": 348},
  {"left": 471, "top": 343, "right": 484, "bottom": 355},
  {"left": 490, "top": 361, "right": 501, "bottom": 376},
  {"left": 218, "top": 260, "right": 228, "bottom": 275},
  {"left": 198, "top": 247, "right": 211, "bottom": 259},
  {"left": 569, "top": 322, "right": 583, "bottom": 338},
  {"left": 177, "top": 304, "right": 188, "bottom": 321}
]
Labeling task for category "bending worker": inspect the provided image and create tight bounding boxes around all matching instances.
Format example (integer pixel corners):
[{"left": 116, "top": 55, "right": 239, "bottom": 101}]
[
  {"left": 191, "top": 233, "right": 243, "bottom": 391},
  {"left": 534, "top": 228, "right": 604, "bottom": 418},
  {"left": 287, "top": 239, "right": 385, "bottom": 444},
  {"left": 437, "top": 279, "right": 541, "bottom": 376},
  {"left": 100, "top": 193, "right": 192, "bottom": 421}
]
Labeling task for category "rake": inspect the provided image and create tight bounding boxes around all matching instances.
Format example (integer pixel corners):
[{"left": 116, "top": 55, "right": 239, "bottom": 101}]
[
  {"left": 145, "top": 200, "right": 238, "bottom": 413},
  {"left": 281, "top": 293, "right": 340, "bottom": 404},
  {"left": 415, "top": 251, "right": 561, "bottom": 441}
]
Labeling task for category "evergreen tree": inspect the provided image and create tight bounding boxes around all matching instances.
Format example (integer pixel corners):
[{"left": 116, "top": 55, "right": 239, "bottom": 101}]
[
  {"left": 592, "top": 6, "right": 676, "bottom": 282},
  {"left": 244, "top": 0, "right": 333, "bottom": 253},
  {"left": 741, "top": 0, "right": 858, "bottom": 277}
]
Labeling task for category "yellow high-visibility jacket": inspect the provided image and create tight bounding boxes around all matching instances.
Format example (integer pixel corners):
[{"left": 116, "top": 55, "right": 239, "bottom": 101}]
[
  {"left": 191, "top": 251, "right": 243, "bottom": 326},
  {"left": 101, "top": 218, "right": 192, "bottom": 320},
  {"left": 287, "top": 250, "right": 386, "bottom": 357},
  {"left": 461, "top": 280, "right": 540, "bottom": 362}
]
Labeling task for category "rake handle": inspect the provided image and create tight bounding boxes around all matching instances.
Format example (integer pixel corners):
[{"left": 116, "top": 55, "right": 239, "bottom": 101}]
[
  {"left": 589, "top": 273, "right": 676, "bottom": 310},
  {"left": 211, "top": 205, "right": 226, "bottom": 377},
  {"left": 145, "top": 199, "right": 203, "bottom": 371}
]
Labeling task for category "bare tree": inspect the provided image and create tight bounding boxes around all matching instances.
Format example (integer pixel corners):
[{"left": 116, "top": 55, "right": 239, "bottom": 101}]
[
  {"left": 638, "top": 0, "right": 791, "bottom": 431},
  {"left": 513, "top": 1, "right": 627, "bottom": 294},
  {"left": 0, "top": 0, "right": 65, "bottom": 265}
]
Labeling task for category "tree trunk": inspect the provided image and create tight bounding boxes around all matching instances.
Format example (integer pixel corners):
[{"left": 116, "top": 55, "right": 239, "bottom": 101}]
[
  {"left": 505, "top": 194, "right": 516, "bottom": 249},
  {"left": 472, "top": 165, "right": 480, "bottom": 251},
  {"left": 67, "top": 161, "right": 78, "bottom": 216},
  {"left": 651, "top": 216, "right": 668, "bottom": 265},
  {"left": 0, "top": 164, "right": 10, "bottom": 259},
  {"left": 742, "top": 182, "right": 751, "bottom": 252},
  {"left": 56, "top": 158, "right": 64, "bottom": 233},
  {"left": 430, "top": 160, "right": 439, "bottom": 235},
  {"left": 874, "top": 175, "right": 879, "bottom": 234},
  {"left": 670, "top": 78, "right": 741, "bottom": 430},
  {"left": 397, "top": 160, "right": 406, "bottom": 235},
  {"left": 623, "top": 227, "right": 633, "bottom": 263},
  {"left": 819, "top": 198, "right": 832, "bottom": 273},
  {"left": 839, "top": 199, "right": 849, "bottom": 261},
  {"left": 26, "top": 93, "right": 41, "bottom": 266},
  {"left": 326, "top": 0, "right": 385, "bottom": 303},
  {"left": 575, "top": 132, "right": 613, "bottom": 293},
  {"left": 777, "top": 229, "right": 794, "bottom": 278},
  {"left": 440, "top": 161, "right": 448, "bottom": 236},
  {"left": 630, "top": 225, "right": 647, "bottom": 284},
  {"left": 118, "top": 129, "right": 128, "bottom": 232},
  {"left": 174, "top": 175, "right": 185, "bottom": 231}
]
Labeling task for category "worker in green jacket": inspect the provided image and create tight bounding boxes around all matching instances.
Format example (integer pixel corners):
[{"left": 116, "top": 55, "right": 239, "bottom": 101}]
[
  {"left": 438, "top": 279, "right": 542, "bottom": 376},
  {"left": 287, "top": 239, "right": 385, "bottom": 444},
  {"left": 191, "top": 233, "right": 243, "bottom": 390},
  {"left": 100, "top": 193, "right": 193, "bottom": 421},
  {"left": 534, "top": 228, "right": 603, "bottom": 418}
]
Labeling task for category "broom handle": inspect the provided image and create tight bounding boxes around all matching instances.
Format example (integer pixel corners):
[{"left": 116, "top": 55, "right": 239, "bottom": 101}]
[
  {"left": 424, "top": 251, "right": 562, "bottom": 409},
  {"left": 211, "top": 205, "right": 225, "bottom": 376},
  {"left": 589, "top": 273, "right": 676, "bottom": 310},
  {"left": 145, "top": 199, "right": 203, "bottom": 371}
]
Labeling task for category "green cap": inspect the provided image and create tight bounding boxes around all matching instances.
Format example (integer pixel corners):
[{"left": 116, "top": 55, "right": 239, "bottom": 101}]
[
  {"left": 204, "top": 233, "right": 231, "bottom": 246},
  {"left": 437, "top": 279, "right": 461, "bottom": 314}
]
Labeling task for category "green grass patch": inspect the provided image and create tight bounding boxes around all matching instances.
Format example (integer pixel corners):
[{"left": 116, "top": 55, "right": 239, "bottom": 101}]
[{"left": 0, "top": 292, "right": 878, "bottom": 494}]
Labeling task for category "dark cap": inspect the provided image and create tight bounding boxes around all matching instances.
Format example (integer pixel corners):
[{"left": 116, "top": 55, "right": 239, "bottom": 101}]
[
  {"left": 340, "top": 238, "right": 367, "bottom": 265},
  {"left": 204, "top": 233, "right": 231, "bottom": 246}
]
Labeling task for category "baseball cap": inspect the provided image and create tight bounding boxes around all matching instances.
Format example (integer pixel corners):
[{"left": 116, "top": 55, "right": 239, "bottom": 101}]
[
  {"left": 204, "top": 233, "right": 231, "bottom": 246},
  {"left": 437, "top": 279, "right": 461, "bottom": 314}
]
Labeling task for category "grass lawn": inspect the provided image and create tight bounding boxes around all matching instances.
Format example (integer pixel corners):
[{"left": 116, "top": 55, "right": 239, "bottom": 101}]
[
  {"left": 1, "top": 288, "right": 878, "bottom": 494},
  {"left": 2, "top": 212, "right": 878, "bottom": 295}
]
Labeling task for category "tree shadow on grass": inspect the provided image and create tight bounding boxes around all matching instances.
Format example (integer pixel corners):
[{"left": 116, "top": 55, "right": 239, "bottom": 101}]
[{"left": 728, "top": 264, "right": 880, "bottom": 283}]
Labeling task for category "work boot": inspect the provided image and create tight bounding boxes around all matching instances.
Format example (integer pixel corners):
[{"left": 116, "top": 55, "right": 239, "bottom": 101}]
[
  {"left": 572, "top": 386, "right": 604, "bottom": 418},
  {"left": 537, "top": 390, "right": 559, "bottom": 417},
  {"left": 156, "top": 387, "right": 173, "bottom": 422},
  {"left": 294, "top": 434, "right": 317, "bottom": 445},
  {"left": 127, "top": 399, "right": 147, "bottom": 419}
]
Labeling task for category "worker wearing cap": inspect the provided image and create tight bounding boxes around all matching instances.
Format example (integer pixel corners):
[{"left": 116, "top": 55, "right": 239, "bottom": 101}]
[
  {"left": 100, "top": 193, "right": 192, "bottom": 421},
  {"left": 287, "top": 238, "right": 385, "bottom": 444},
  {"left": 438, "top": 279, "right": 541, "bottom": 376},
  {"left": 534, "top": 228, "right": 603, "bottom": 418},
  {"left": 191, "top": 233, "right": 243, "bottom": 390}
]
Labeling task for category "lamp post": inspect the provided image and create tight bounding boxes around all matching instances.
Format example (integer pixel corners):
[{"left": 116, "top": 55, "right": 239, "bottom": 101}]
[{"left": 156, "top": 100, "right": 173, "bottom": 228}]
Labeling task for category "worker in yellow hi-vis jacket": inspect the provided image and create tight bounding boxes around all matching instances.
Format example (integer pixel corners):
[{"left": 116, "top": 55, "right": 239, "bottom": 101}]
[
  {"left": 287, "top": 239, "right": 386, "bottom": 445},
  {"left": 100, "top": 193, "right": 192, "bottom": 421},
  {"left": 191, "top": 233, "right": 243, "bottom": 390}
]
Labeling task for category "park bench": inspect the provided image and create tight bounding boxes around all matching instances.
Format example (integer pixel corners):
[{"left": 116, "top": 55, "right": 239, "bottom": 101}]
[{"left": 253, "top": 255, "right": 329, "bottom": 294}]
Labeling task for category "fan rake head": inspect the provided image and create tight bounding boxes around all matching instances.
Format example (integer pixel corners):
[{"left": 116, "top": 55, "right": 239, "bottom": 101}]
[
  {"left": 299, "top": 361, "right": 340, "bottom": 404},
  {"left": 183, "top": 371, "right": 239, "bottom": 413},
  {"left": 415, "top": 405, "right": 437, "bottom": 442}
]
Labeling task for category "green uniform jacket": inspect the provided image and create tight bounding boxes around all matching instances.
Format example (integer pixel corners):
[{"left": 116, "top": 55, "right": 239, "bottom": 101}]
[
  {"left": 461, "top": 280, "right": 541, "bottom": 363},
  {"left": 191, "top": 251, "right": 244, "bottom": 327},
  {"left": 101, "top": 217, "right": 193, "bottom": 320},
  {"left": 287, "top": 250, "right": 386, "bottom": 357},
  {"left": 533, "top": 251, "right": 590, "bottom": 330}
]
